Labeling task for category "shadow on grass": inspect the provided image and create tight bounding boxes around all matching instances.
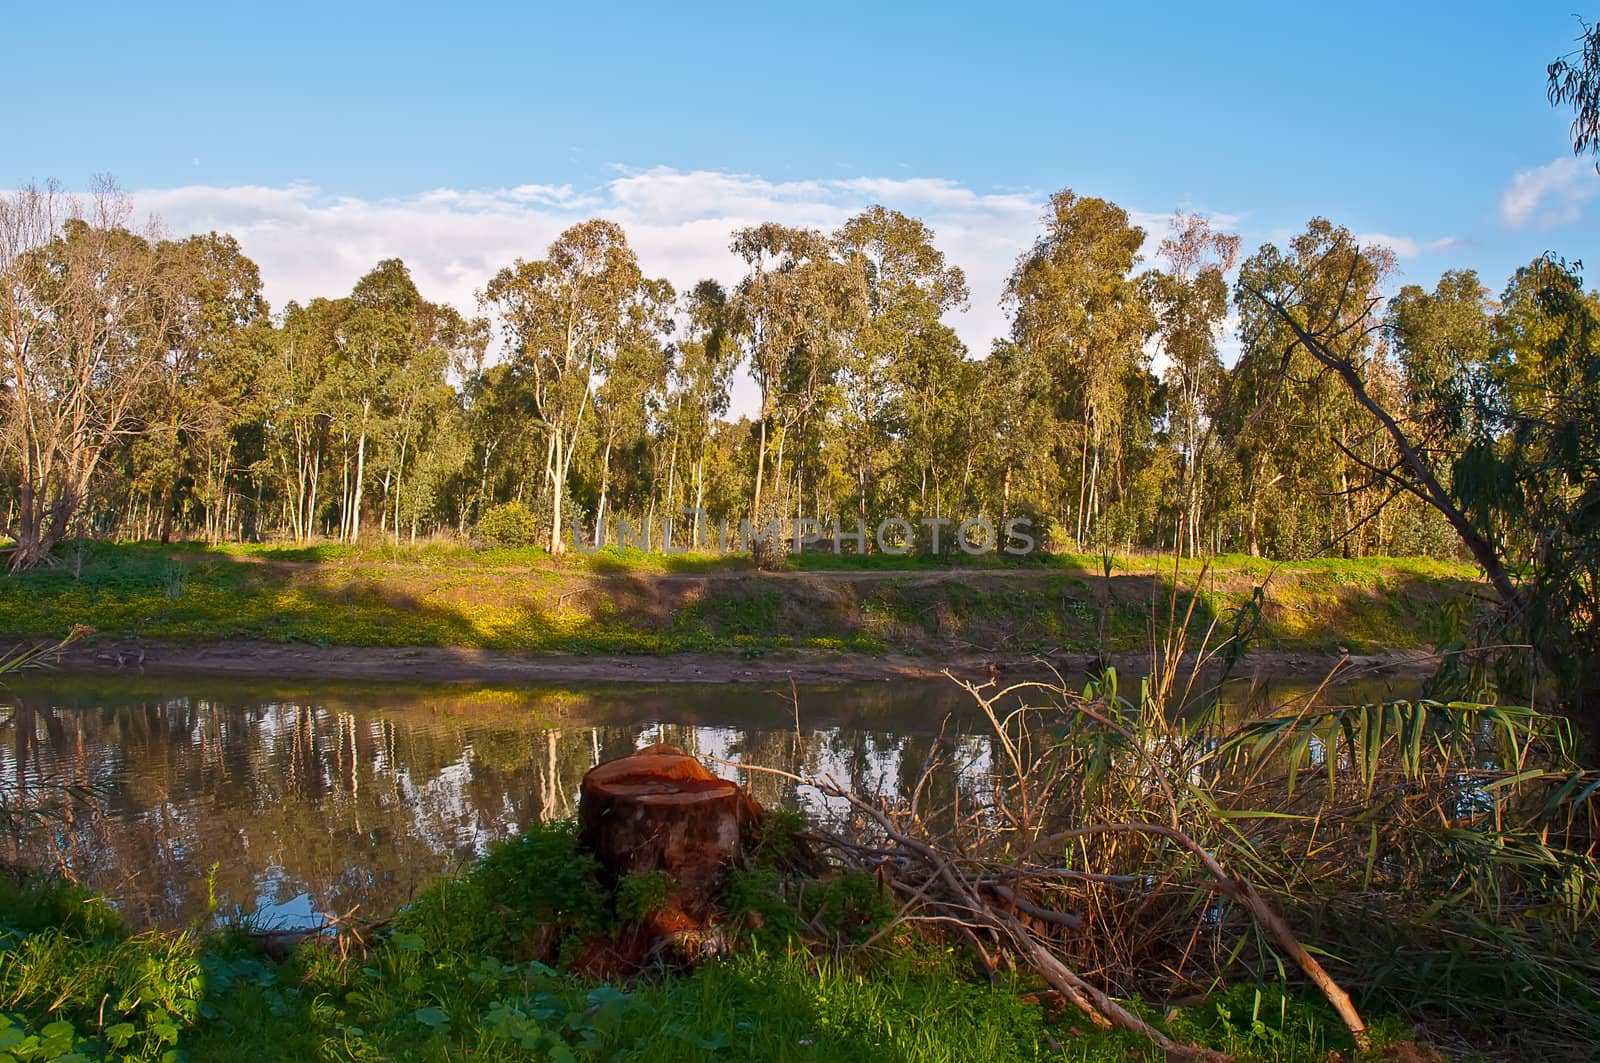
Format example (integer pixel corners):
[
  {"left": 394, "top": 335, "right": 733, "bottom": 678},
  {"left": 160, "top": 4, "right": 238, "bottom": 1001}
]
[{"left": 0, "top": 541, "right": 1490, "bottom": 661}]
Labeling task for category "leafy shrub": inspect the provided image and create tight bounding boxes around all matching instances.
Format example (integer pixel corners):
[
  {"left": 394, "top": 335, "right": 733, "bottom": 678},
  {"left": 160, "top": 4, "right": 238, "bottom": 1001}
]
[
  {"left": 749, "top": 806, "right": 809, "bottom": 871},
  {"left": 0, "top": 877, "right": 204, "bottom": 1061},
  {"left": 477, "top": 500, "right": 540, "bottom": 547},
  {"left": 0, "top": 873, "right": 120, "bottom": 938},
  {"left": 805, "top": 872, "right": 895, "bottom": 942},
  {"left": 397, "top": 821, "right": 606, "bottom": 957},
  {"left": 723, "top": 867, "right": 800, "bottom": 942},
  {"left": 615, "top": 871, "right": 673, "bottom": 924}
]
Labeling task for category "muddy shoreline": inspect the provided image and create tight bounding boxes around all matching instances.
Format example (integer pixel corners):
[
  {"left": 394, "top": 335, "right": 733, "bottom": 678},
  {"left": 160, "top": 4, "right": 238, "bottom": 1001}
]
[{"left": 22, "top": 637, "right": 1441, "bottom": 687}]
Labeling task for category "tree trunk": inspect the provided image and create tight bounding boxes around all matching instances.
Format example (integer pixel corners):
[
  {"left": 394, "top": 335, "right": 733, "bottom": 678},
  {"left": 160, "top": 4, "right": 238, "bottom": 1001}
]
[
  {"left": 158, "top": 483, "right": 175, "bottom": 545},
  {"left": 352, "top": 414, "right": 369, "bottom": 545},
  {"left": 1076, "top": 417, "right": 1091, "bottom": 550},
  {"left": 571, "top": 743, "right": 763, "bottom": 978},
  {"left": 549, "top": 429, "right": 566, "bottom": 555},
  {"left": 595, "top": 437, "right": 613, "bottom": 548},
  {"left": 394, "top": 431, "right": 409, "bottom": 547},
  {"left": 692, "top": 454, "right": 706, "bottom": 549},
  {"left": 579, "top": 743, "right": 760, "bottom": 899},
  {"left": 752, "top": 414, "right": 769, "bottom": 519}
]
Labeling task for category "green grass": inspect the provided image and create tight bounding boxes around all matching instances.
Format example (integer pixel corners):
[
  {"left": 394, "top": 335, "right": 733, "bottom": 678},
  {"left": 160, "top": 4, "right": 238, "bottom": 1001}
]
[
  {"left": 123, "top": 538, "right": 1487, "bottom": 581},
  {"left": 0, "top": 540, "right": 1488, "bottom": 659},
  {"left": 0, "top": 826, "right": 1409, "bottom": 1063}
]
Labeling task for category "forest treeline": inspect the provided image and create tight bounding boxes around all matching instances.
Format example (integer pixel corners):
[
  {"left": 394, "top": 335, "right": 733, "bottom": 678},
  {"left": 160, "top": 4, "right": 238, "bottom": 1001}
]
[{"left": 0, "top": 179, "right": 1594, "bottom": 572}]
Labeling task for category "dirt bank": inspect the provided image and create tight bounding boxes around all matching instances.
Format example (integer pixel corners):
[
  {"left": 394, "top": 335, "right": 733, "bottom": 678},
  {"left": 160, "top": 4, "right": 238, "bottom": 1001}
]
[{"left": 29, "top": 636, "right": 1442, "bottom": 687}]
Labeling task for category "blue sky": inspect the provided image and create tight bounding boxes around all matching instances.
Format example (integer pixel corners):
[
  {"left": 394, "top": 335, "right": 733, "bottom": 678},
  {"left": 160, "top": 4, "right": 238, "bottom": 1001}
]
[{"left": 6, "top": 0, "right": 1596, "bottom": 393}]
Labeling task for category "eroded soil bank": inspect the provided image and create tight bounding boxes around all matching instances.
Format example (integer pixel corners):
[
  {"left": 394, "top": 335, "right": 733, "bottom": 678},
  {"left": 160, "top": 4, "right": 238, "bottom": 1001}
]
[{"left": 38, "top": 635, "right": 1441, "bottom": 685}]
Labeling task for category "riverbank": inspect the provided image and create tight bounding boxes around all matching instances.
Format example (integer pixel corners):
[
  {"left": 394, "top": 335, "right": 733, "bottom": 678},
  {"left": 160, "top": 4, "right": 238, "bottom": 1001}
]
[
  {"left": 0, "top": 826, "right": 1429, "bottom": 1063},
  {"left": 37, "top": 636, "right": 1443, "bottom": 685},
  {"left": 2, "top": 615, "right": 1590, "bottom": 1061},
  {"left": 0, "top": 542, "right": 1486, "bottom": 676}
]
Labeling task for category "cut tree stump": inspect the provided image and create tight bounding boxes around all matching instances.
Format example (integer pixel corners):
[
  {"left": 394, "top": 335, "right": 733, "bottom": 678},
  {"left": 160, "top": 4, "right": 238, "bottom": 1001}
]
[
  {"left": 579, "top": 743, "right": 760, "bottom": 894},
  {"left": 574, "top": 743, "right": 762, "bottom": 976}
]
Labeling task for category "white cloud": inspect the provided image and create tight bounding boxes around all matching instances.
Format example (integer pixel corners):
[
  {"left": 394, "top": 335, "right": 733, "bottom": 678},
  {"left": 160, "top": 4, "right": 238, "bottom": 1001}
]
[
  {"left": 1353, "top": 232, "right": 1460, "bottom": 258},
  {"left": 1499, "top": 157, "right": 1598, "bottom": 228},
  {"left": 132, "top": 170, "right": 1254, "bottom": 416}
]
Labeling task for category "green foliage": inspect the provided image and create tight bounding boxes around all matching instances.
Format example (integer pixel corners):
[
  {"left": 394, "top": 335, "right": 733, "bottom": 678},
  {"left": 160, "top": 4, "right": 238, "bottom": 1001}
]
[
  {"left": 802, "top": 873, "right": 895, "bottom": 943},
  {"left": 0, "top": 876, "right": 120, "bottom": 939},
  {"left": 0, "top": 807, "right": 1528, "bottom": 1062},
  {"left": 748, "top": 807, "right": 809, "bottom": 870},
  {"left": 476, "top": 500, "right": 541, "bottom": 547},
  {"left": 722, "top": 868, "right": 800, "bottom": 942},
  {"left": 396, "top": 821, "right": 606, "bottom": 957},
  {"left": 0, "top": 878, "right": 204, "bottom": 1061},
  {"left": 614, "top": 872, "right": 673, "bottom": 925},
  {"left": 1548, "top": 16, "right": 1600, "bottom": 162}
]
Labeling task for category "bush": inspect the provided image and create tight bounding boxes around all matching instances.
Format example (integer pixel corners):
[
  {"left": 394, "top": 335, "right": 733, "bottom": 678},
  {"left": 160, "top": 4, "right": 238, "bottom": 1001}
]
[
  {"left": 477, "top": 500, "right": 540, "bottom": 547},
  {"left": 396, "top": 821, "right": 606, "bottom": 957},
  {"left": 615, "top": 871, "right": 674, "bottom": 924},
  {"left": 0, "top": 876, "right": 205, "bottom": 1061}
]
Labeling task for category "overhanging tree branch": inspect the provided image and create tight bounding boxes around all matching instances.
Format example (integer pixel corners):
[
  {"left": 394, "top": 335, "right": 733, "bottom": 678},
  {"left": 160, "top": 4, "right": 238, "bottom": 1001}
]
[{"left": 1241, "top": 283, "right": 1524, "bottom": 613}]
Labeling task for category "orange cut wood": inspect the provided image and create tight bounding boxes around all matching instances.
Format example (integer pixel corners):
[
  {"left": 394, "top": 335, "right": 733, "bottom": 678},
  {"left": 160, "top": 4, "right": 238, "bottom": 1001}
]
[{"left": 578, "top": 743, "right": 760, "bottom": 898}]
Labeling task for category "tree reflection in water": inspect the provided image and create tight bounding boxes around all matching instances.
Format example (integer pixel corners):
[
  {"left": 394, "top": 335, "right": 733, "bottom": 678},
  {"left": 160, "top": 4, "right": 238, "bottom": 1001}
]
[
  {"left": 0, "top": 672, "right": 1394, "bottom": 930},
  {"left": 0, "top": 676, "right": 979, "bottom": 929}
]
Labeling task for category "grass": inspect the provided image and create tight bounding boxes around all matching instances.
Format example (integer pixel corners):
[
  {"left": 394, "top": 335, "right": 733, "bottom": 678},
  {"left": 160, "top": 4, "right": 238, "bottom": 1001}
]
[
  {"left": 0, "top": 540, "right": 1488, "bottom": 659},
  {"left": 0, "top": 825, "right": 1410, "bottom": 1063}
]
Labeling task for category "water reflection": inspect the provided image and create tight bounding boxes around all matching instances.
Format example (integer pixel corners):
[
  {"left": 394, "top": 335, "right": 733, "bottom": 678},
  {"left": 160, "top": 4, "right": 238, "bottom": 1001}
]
[
  {"left": 0, "top": 672, "right": 1413, "bottom": 930},
  {"left": 0, "top": 676, "right": 983, "bottom": 929}
]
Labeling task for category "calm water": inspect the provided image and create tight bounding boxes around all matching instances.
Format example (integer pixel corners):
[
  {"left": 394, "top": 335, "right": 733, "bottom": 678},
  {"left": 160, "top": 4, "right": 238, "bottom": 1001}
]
[{"left": 0, "top": 671, "right": 1414, "bottom": 929}]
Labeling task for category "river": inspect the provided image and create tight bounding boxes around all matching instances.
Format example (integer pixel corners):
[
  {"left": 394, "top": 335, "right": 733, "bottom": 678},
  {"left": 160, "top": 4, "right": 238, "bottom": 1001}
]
[{"left": 0, "top": 671, "right": 1413, "bottom": 929}]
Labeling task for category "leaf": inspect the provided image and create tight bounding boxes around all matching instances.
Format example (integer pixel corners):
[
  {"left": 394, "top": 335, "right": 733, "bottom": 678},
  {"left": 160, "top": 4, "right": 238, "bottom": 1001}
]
[
  {"left": 413, "top": 1005, "right": 451, "bottom": 1030},
  {"left": 585, "top": 985, "right": 628, "bottom": 1008},
  {"left": 1482, "top": 769, "right": 1553, "bottom": 793},
  {"left": 389, "top": 931, "right": 426, "bottom": 952}
]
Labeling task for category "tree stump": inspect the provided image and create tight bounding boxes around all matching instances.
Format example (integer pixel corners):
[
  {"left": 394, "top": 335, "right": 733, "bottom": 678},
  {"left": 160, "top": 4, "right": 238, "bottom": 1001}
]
[{"left": 579, "top": 743, "right": 760, "bottom": 893}]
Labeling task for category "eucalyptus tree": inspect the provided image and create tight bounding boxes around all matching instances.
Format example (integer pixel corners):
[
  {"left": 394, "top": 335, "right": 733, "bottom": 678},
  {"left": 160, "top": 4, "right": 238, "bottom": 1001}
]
[
  {"left": 142, "top": 232, "right": 268, "bottom": 543},
  {"left": 332, "top": 258, "right": 421, "bottom": 542},
  {"left": 663, "top": 280, "right": 738, "bottom": 545},
  {"left": 0, "top": 181, "right": 173, "bottom": 568},
  {"left": 1381, "top": 271, "right": 1500, "bottom": 551},
  {"left": 1244, "top": 250, "right": 1598, "bottom": 713},
  {"left": 1227, "top": 219, "right": 1395, "bottom": 557},
  {"left": 833, "top": 206, "right": 968, "bottom": 533},
  {"left": 378, "top": 301, "right": 483, "bottom": 544},
  {"left": 459, "top": 360, "right": 541, "bottom": 524},
  {"left": 730, "top": 224, "right": 865, "bottom": 521},
  {"left": 896, "top": 323, "right": 978, "bottom": 520},
  {"left": 390, "top": 386, "right": 469, "bottom": 541},
  {"left": 1004, "top": 189, "right": 1154, "bottom": 548},
  {"left": 968, "top": 340, "right": 1053, "bottom": 529},
  {"left": 592, "top": 277, "right": 674, "bottom": 545},
  {"left": 1487, "top": 257, "right": 1600, "bottom": 710},
  {"left": 1549, "top": 16, "right": 1600, "bottom": 167},
  {"left": 261, "top": 298, "right": 340, "bottom": 541},
  {"left": 481, "top": 220, "right": 670, "bottom": 554},
  {"left": 1387, "top": 271, "right": 1499, "bottom": 452},
  {"left": 1150, "top": 214, "right": 1239, "bottom": 557}
]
